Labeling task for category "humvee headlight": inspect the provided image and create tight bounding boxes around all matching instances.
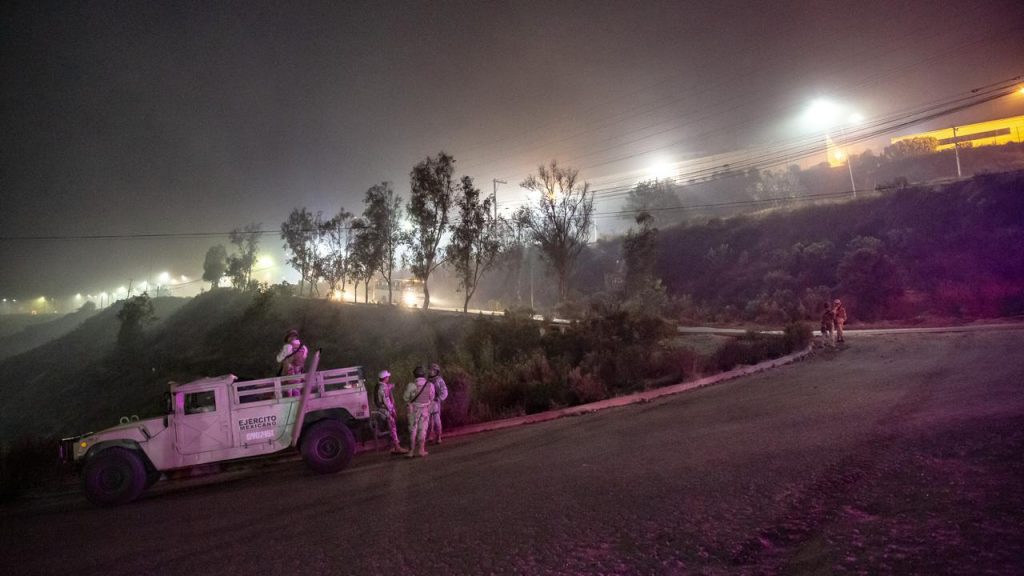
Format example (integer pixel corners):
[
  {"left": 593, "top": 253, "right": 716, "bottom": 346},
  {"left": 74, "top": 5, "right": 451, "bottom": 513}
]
[{"left": 79, "top": 441, "right": 88, "bottom": 448}]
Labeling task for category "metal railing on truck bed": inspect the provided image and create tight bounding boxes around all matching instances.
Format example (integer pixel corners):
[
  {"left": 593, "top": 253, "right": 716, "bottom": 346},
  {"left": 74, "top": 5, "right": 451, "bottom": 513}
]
[{"left": 232, "top": 367, "right": 365, "bottom": 405}]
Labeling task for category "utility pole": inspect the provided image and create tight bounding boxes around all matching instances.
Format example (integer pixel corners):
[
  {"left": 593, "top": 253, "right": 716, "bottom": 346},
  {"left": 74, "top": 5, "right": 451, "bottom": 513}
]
[
  {"left": 492, "top": 179, "right": 506, "bottom": 224},
  {"left": 952, "top": 125, "right": 963, "bottom": 178},
  {"left": 847, "top": 153, "right": 856, "bottom": 199}
]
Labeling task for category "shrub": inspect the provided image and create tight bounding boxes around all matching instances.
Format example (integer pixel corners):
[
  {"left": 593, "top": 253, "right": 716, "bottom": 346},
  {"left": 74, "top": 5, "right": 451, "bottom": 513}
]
[
  {"left": 567, "top": 366, "right": 608, "bottom": 404},
  {"left": 783, "top": 321, "right": 813, "bottom": 352},
  {"left": 712, "top": 332, "right": 789, "bottom": 371},
  {"left": 441, "top": 364, "right": 473, "bottom": 427}
]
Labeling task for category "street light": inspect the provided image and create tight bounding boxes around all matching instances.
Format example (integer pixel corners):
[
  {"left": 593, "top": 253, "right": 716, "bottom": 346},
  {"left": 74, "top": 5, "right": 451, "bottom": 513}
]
[{"left": 803, "top": 99, "right": 861, "bottom": 197}]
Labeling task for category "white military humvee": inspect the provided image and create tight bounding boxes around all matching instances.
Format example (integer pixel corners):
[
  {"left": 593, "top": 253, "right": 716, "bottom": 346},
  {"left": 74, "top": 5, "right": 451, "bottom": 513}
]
[{"left": 60, "top": 353, "right": 371, "bottom": 506}]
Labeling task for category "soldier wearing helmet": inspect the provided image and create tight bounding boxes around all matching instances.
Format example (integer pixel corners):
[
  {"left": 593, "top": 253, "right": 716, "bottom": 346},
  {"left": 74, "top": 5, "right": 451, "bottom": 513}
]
[
  {"left": 403, "top": 366, "right": 435, "bottom": 458},
  {"left": 426, "top": 363, "right": 448, "bottom": 445},
  {"left": 376, "top": 370, "right": 407, "bottom": 454},
  {"left": 275, "top": 329, "right": 308, "bottom": 394}
]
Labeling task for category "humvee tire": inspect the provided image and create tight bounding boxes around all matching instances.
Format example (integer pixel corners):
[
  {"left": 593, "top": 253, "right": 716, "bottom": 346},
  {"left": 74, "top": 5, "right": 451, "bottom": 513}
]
[
  {"left": 144, "top": 468, "right": 162, "bottom": 489},
  {"left": 82, "top": 447, "right": 147, "bottom": 506},
  {"left": 300, "top": 420, "right": 355, "bottom": 474}
]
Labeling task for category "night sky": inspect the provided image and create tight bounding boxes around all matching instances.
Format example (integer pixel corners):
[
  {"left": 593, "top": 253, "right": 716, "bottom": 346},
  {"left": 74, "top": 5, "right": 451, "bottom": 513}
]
[{"left": 1, "top": 0, "right": 1021, "bottom": 303}]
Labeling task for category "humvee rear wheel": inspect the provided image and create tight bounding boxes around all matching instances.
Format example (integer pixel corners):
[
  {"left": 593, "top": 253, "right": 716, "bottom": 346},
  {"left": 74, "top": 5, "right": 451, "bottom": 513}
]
[
  {"left": 82, "top": 447, "right": 147, "bottom": 506},
  {"left": 144, "top": 468, "right": 162, "bottom": 489},
  {"left": 301, "top": 420, "right": 355, "bottom": 474}
]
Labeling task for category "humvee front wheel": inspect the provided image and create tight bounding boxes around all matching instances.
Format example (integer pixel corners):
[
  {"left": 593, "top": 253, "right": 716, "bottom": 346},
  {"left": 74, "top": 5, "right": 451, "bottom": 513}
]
[
  {"left": 301, "top": 420, "right": 355, "bottom": 474},
  {"left": 82, "top": 447, "right": 147, "bottom": 506}
]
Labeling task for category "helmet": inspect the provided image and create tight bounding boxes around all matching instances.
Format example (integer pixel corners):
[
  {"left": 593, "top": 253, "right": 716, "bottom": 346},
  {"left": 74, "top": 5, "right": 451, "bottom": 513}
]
[
  {"left": 833, "top": 299, "right": 841, "bottom": 304},
  {"left": 429, "top": 362, "right": 441, "bottom": 376},
  {"left": 378, "top": 370, "right": 390, "bottom": 380},
  {"left": 284, "top": 329, "right": 299, "bottom": 342},
  {"left": 413, "top": 366, "right": 426, "bottom": 378}
]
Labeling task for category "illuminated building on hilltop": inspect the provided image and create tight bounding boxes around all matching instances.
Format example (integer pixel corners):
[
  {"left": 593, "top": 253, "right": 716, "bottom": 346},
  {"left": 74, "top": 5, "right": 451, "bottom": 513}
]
[{"left": 891, "top": 115, "right": 1024, "bottom": 152}]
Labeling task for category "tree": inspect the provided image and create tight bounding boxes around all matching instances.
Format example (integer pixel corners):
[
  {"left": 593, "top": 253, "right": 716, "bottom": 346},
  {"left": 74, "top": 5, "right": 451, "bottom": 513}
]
[
  {"left": 883, "top": 137, "right": 939, "bottom": 160},
  {"left": 755, "top": 166, "right": 805, "bottom": 201},
  {"left": 116, "top": 294, "right": 156, "bottom": 350},
  {"left": 837, "top": 236, "right": 903, "bottom": 320},
  {"left": 407, "top": 152, "right": 457, "bottom": 309},
  {"left": 521, "top": 160, "right": 595, "bottom": 303},
  {"left": 226, "top": 223, "right": 261, "bottom": 291},
  {"left": 621, "top": 211, "right": 666, "bottom": 316},
  {"left": 281, "top": 208, "right": 318, "bottom": 296},
  {"left": 500, "top": 206, "right": 533, "bottom": 305},
  {"left": 450, "top": 176, "right": 503, "bottom": 312},
  {"left": 622, "top": 211, "right": 658, "bottom": 296},
  {"left": 313, "top": 208, "right": 352, "bottom": 298},
  {"left": 202, "top": 244, "right": 228, "bottom": 290},
  {"left": 348, "top": 218, "right": 378, "bottom": 303},
  {"left": 363, "top": 182, "right": 404, "bottom": 304},
  {"left": 622, "top": 179, "right": 682, "bottom": 226}
]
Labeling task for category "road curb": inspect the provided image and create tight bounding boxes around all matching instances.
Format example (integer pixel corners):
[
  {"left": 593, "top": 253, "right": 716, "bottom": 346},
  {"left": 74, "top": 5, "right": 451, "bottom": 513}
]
[{"left": 444, "top": 345, "right": 814, "bottom": 440}]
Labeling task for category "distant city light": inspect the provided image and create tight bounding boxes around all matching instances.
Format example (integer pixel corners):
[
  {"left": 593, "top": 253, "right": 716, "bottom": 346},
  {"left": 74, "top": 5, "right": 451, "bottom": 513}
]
[
  {"left": 180, "top": 274, "right": 189, "bottom": 282},
  {"left": 403, "top": 291, "right": 417, "bottom": 306},
  {"left": 256, "top": 255, "right": 274, "bottom": 268},
  {"left": 847, "top": 113, "right": 865, "bottom": 124},
  {"left": 117, "top": 286, "right": 127, "bottom": 293},
  {"left": 158, "top": 272, "right": 170, "bottom": 284},
  {"left": 38, "top": 296, "right": 46, "bottom": 302},
  {"left": 75, "top": 293, "right": 82, "bottom": 299}
]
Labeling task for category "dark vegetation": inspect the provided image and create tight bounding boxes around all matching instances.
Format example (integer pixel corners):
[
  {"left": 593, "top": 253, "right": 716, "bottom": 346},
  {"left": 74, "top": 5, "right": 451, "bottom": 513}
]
[
  {"left": 569, "top": 170, "right": 1024, "bottom": 324},
  {"left": 0, "top": 290, "right": 809, "bottom": 500}
]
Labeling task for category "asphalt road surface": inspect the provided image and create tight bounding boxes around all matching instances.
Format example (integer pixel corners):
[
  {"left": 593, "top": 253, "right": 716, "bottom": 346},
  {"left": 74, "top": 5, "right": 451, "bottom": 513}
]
[{"left": 3, "top": 330, "right": 1022, "bottom": 575}]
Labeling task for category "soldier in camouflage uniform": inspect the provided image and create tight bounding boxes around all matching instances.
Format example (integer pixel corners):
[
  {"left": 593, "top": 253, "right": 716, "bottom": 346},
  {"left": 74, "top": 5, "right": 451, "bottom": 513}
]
[
  {"left": 820, "top": 302, "right": 835, "bottom": 348},
  {"left": 375, "top": 370, "right": 407, "bottom": 454},
  {"left": 426, "top": 363, "right": 448, "bottom": 445},
  {"left": 403, "top": 366, "right": 435, "bottom": 458},
  {"left": 832, "top": 298, "right": 848, "bottom": 343}
]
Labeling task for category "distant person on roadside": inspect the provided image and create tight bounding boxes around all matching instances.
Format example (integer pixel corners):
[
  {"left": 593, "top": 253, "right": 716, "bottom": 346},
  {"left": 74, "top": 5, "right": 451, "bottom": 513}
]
[
  {"left": 832, "top": 299, "right": 848, "bottom": 344},
  {"left": 376, "top": 370, "right": 408, "bottom": 454},
  {"left": 820, "top": 302, "right": 835, "bottom": 347},
  {"left": 275, "top": 330, "right": 308, "bottom": 395},
  {"left": 403, "top": 366, "right": 435, "bottom": 458},
  {"left": 426, "top": 363, "right": 448, "bottom": 445}
]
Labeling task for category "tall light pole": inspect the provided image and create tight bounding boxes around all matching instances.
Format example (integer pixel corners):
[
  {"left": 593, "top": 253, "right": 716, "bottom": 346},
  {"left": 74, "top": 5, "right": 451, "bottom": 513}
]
[
  {"left": 952, "top": 125, "right": 963, "bottom": 178},
  {"left": 492, "top": 179, "right": 506, "bottom": 223}
]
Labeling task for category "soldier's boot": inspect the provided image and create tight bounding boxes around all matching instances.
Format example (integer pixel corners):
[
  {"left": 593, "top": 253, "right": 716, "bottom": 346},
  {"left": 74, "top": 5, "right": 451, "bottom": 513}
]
[
  {"left": 418, "top": 442, "right": 428, "bottom": 456},
  {"left": 406, "top": 447, "right": 416, "bottom": 458},
  {"left": 391, "top": 444, "right": 409, "bottom": 454}
]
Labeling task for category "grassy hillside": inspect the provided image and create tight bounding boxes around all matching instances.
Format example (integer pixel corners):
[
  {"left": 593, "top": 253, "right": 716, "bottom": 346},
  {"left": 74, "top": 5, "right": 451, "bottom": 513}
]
[
  {"left": 647, "top": 170, "right": 1024, "bottom": 323},
  {"left": 0, "top": 305, "right": 101, "bottom": 362}
]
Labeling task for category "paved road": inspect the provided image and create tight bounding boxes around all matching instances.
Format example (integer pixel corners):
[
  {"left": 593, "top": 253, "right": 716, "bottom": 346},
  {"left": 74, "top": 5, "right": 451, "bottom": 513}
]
[{"left": 3, "top": 330, "right": 1022, "bottom": 575}]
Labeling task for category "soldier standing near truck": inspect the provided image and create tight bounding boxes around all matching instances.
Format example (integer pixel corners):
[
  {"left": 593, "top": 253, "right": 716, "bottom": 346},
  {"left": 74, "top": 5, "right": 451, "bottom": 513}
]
[
  {"left": 426, "top": 363, "right": 448, "bottom": 445},
  {"left": 376, "top": 370, "right": 408, "bottom": 454},
  {"left": 403, "top": 366, "right": 435, "bottom": 458}
]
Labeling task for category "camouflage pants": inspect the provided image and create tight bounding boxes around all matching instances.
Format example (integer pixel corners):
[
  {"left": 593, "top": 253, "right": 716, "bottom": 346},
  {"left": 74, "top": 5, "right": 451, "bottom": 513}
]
[
  {"left": 408, "top": 407, "right": 430, "bottom": 449},
  {"left": 383, "top": 409, "right": 401, "bottom": 447},
  {"left": 428, "top": 409, "right": 443, "bottom": 440}
]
